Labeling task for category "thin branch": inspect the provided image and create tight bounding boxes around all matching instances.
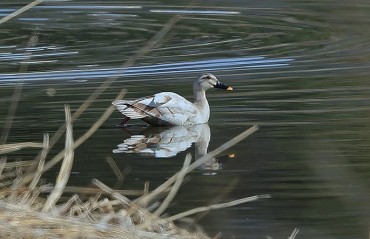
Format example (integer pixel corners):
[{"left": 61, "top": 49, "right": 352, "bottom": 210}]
[
  {"left": 92, "top": 179, "right": 131, "bottom": 206},
  {"left": 137, "top": 125, "right": 259, "bottom": 207},
  {"left": 10, "top": 133, "right": 49, "bottom": 192},
  {"left": 20, "top": 90, "right": 126, "bottom": 186},
  {"left": 166, "top": 194, "right": 270, "bottom": 221},
  {"left": 43, "top": 186, "right": 143, "bottom": 197},
  {"left": 105, "top": 156, "right": 124, "bottom": 189},
  {"left": 194, "top": 178, "right": 239, "bottom": 222},
  {"left": 0, "top": 0, "right": 45, "bottom": 25},
  {"left": 0, "top": 32, "right": 38, "bottom": 145},
  {"left": 0, "top": 142, "right": 44, "bottom": 155},
  {"left": 0, "top": 157, "right": 7, "bottom": 177},
  {"left": 47, "top": 11, "right": 183, "bottom": 150},
  {"left": 43, "top": 105, "right": 74, "bottom": 212},
  {"left": 288, "top": 228, "right": 300, "bottom": 239},
  {"left": 0, "top": 84, "right": 22, "bottom": 145},
  {"left": 28, "top": 133, "right": 49, "bottom": 191},
  {"left": 154, "top": 153, "right": 192, "bottom": 216}
]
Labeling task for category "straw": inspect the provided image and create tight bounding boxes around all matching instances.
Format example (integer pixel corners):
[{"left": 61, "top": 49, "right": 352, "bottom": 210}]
[
  {"left": 47, "top": 186, "right": 143, "bottom": 197},
  {"left": 0, "top": 32, "right": 38, "bottom": 145},
  {"left": 0, "top": 84, "right": 22, "bottom": 145},
  {"left": 288, "top": 228, "right": 300, "bottom": 239},
  {"left": 92, "top": 179, "right": 131, "bottom": 206},
  {"left": 43, "top": 104, "right": 74, "bottom": 212},
  {"left": 106, "top": 156, "right": 125, "bottom": 188},
  {"left": 0, "top": 0, "right": 45, "bottom": 25},
  {"left": 137, "top": 125, "right": 259, "bottom": 207},
  {"left": 47, "top": 10, "right": 183, "bottom": 151},
  {"left": 28, "top": 133, "right": 49, "bottom": 191},
  {"left": 19, "top": 89, "right": 126, "bottom": 186},
  {"left": 0, "top": 157, "right": 6, "bottom": 177},
  {"left": 154, "top": 153, "right": 192, "bottom": 216},
  {"left": 0, "top": 142, "right": 44, "bottom": 155},
  {"left": 194, "top": 178, "right": 239, "bottom": 222},
  {"left": 0, "top": 123, "right": 265, "bottom": 239},
  {"left": 166, "top": 194, "right": 270, "bottom": 221}
]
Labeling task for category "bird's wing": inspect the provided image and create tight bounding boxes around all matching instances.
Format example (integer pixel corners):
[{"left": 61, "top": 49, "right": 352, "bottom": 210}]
[
  {"left": 153, "top": 92, "right": 197, "bottom": 112},
  {"left": 112, "top": 92, "right": 198, "bottom": 123},
  {"left": 112, "top": 95, "right": 160, "bottom": 119},
  {"left": 152, "top": 92, "right": 199, "bottom": 125}
]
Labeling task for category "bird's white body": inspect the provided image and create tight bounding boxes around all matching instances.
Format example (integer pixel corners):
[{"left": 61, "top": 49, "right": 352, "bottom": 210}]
[{"left": 112, "top": 73, "right": 232, "bottom": 126}]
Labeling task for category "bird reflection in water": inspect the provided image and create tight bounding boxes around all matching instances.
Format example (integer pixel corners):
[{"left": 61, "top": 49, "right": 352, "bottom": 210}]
[{"left": 113, "top": 124, "right": 233, "bottom": 174}]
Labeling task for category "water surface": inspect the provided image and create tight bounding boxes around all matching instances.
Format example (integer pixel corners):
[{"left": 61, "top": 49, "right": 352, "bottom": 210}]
[{"left": 1, "top": 1, "right": 370, "bottom": 238}]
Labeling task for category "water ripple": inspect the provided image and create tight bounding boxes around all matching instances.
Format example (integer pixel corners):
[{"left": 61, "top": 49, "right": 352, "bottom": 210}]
[{"left": 0, "top": 56, "right": 293, "bottom": 83}]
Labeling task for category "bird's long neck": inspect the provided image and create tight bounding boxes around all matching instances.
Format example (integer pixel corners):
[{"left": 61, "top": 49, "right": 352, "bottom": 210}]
[
  {"left": 193, "top": 83, "right": 210, "bottom": 123},
  {"left": 193, "top": 85, "right": 207, "bottom": 105}
]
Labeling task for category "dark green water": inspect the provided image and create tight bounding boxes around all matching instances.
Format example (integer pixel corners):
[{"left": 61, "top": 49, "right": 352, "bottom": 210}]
[{"left": 1, "top": 1, "right": 370, "bottom": 238}]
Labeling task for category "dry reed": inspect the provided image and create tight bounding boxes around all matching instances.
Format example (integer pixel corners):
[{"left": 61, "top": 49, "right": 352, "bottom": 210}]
[
  {"left": 136, "top": 125, "right": 259, "bottom": 207},
  {"left": 0, "top": 142, "right": 44, "bottom": 154},
  {"left": 288, "top": 228, "right": 300, "bottom": 239},
  {"left": 0, "top": 0, "right": 45, "bottom": 25},
  {"left": 42, "top": 105, "right": 74, "bottom": 212},
  {"left": 154, "top": 153, "right": 192, "bottom": 216},
  {"left": 0, "top": 2, "right": 266, "bottom": 237},
  {"left": 0, "top": 101, "right": 262, "bottom": 238}
]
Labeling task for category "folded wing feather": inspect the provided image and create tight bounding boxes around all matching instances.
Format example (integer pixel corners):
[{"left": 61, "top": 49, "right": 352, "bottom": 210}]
[{"left": 112, "top": 92, "right": 199, "bottom": 124}]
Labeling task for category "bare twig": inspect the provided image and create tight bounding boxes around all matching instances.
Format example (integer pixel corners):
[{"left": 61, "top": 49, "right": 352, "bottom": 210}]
[
  {"left": 0, "top": 32, "right": 38, "bottom": 145},
  {"left": 0, "top": 0, "right": 45, "bottom": 25},
  {"left": 47, "top": 11, "right": 183, "bottom": 151},
  {"left": 288, "top": 228, "right": 300, "bottom": 239},
  {"left": 10, "top": 133, "right": 49, "bottom": 191},
  {"left": 19, "top": 32, "right": 39, "bottom": 73},
  {"left": 28, "top": 133, "right": 49, "bottom": 191},
  {"left": 2, "top": 160, "right": 33, "bottom": 169},
  {"left": 0, "top": 157, "right": 7, "bottom": 177},
  {"left": 194, "top": 178, "right": 239, "bottom": 222},
  {"left": 43, "top": 105, "right": 74, "bottom": 212},
  {"left": 0, "top": 84, "right": 22, "bottom": 145},
  {"left": 20, "top": 90, "right": 126, "bottom": 186},
  {"left": 154, "top": 153, "right": 192, "bottom": 216},
  {"left": 137, "top": 125, "right": 259, "bottom": 206},
  {"left": 105, "top": 156, "right": 124, "bottom": 188},
  {"left": 46, "top": 90, "right": 126, "bottom": 169},
  {"left": 166, "top": 194, "right": 270, "bottom": 221},
  {"left": 45, "top": 186, "right": 143, "bottom": 197},
  {"left": 144, "top": 181, "right": 150, "bottom": 195},
  {"left": 92, "top": 179, "right": 131, "bottom": 206},
  {"left": 0, "top": 142, "right": 44, "bottom": 154},
  {"left": 57, "top": 194, "right": 80, "bottom": 216},
  {"left": 11, "top": 133, "right": 49, "bottom": 204}
]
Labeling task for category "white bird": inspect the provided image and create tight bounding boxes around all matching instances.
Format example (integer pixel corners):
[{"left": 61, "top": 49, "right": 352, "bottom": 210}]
[{"left": 112, "top": 73, "right": 233, "bottom": 126}]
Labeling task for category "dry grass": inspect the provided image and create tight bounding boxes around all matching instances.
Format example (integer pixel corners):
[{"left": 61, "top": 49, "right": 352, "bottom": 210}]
[
  {"left": 0, "top": 100, "right": 261, "bottom": 238},
  {"left": 0, "top": 2, "right": 265, "bottom": 237},
  {"left": 0, "top": 0, "right": 45, "bottom": 25}
]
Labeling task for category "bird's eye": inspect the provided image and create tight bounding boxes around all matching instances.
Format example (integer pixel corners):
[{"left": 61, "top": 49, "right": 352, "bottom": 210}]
[{"left": 204, "top": 75, "right": 211, "bottom": 80}]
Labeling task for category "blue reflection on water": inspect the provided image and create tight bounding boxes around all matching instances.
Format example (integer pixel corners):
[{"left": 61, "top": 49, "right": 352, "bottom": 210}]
[
  {"left": 0, "top": 9, "right": 15, "bottom": 12},
  {"left": 34, "top": 5, "right": 142, "bottom": 10},
  {"left": 150, "top": 10, "right": 241, "bottom": 15},
  {"left": 0, "top": 52, "right": 78, "bottom": 61},
  {"left": 17, "top": 18, "right": 49, "bottom": 21},
  {"left": 0, "top": 56, "right": 293, "bottom": 83}
]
